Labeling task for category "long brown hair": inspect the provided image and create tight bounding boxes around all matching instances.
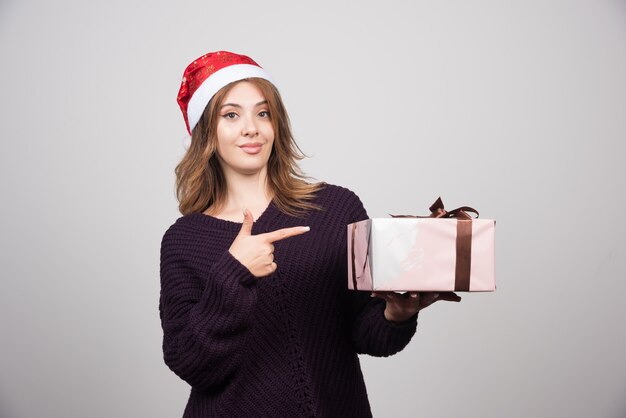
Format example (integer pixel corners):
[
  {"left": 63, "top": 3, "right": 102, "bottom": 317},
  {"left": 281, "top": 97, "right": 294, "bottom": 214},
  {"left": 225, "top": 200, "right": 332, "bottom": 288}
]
[{"left": 175, "top": 78, "right": 321, "bottom": 216}]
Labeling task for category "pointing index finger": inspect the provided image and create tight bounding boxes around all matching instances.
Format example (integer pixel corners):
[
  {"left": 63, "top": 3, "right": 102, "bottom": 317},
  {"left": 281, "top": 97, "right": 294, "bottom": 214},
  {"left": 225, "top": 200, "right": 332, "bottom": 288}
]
[{"left": 261, "top": 226, "right": 310, "bottom": 243}]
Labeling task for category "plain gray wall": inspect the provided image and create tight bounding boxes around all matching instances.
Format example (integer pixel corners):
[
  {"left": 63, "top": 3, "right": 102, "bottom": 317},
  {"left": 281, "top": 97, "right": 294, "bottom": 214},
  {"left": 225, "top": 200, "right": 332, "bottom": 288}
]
[{"left": 1, "top": 0, "right": 625, "bottom": 417}]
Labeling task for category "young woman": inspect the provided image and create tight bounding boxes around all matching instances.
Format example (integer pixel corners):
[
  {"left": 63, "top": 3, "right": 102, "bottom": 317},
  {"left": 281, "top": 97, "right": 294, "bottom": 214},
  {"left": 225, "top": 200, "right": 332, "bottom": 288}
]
[{"left": 160, "top": 51, "right": 459, "bottom": 417}]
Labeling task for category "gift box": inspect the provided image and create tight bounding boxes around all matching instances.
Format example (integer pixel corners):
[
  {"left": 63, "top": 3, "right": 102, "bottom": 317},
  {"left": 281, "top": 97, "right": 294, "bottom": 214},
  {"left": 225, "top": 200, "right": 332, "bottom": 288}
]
[{"left": 347, "top": 198, "right": 495, "bottom": 292}]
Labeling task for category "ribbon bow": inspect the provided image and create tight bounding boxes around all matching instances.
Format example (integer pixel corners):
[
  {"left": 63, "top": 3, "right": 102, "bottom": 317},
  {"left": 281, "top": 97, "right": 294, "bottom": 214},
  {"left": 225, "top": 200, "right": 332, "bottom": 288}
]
[{"left": 390, "top": 197, "right": 479, "bottom": 220}]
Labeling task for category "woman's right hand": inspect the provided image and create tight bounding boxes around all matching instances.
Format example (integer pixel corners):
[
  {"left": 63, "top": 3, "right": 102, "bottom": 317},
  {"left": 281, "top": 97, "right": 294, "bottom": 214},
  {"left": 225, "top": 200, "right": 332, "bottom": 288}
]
[{"left": 229, "top": 209, "right": 310, "bottom": 277}]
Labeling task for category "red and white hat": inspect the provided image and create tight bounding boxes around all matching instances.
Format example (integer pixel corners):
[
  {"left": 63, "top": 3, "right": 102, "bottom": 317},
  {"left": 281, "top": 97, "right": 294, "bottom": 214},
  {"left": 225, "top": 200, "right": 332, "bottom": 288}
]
[{"left": 177, "top": 51, "right": 275, "bottom": 134}]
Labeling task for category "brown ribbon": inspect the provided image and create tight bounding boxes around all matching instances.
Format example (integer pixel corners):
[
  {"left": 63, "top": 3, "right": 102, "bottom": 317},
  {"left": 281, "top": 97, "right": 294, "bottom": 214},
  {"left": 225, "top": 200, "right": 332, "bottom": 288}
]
[
  {"left": 390, "top": 196, "right": 479, "bottom": 220},
  {"left": 390, "top": 197, "right": 478, "bottom": 291},
  {"left": 455, "top": 220, "right": 472, "bottom": 291}
]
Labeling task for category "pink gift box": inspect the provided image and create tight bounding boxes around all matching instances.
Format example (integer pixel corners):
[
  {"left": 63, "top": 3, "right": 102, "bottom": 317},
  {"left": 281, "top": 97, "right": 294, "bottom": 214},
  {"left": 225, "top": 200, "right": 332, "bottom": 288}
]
[{"left": 347, "top": 216, "right": 496, "bottom": 292}]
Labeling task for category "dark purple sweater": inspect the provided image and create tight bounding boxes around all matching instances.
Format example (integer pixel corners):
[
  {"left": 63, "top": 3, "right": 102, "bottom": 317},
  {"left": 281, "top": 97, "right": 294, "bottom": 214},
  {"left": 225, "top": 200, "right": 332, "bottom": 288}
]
[{"left": 159, "top": 184, "right": 417, "bottom": 417}]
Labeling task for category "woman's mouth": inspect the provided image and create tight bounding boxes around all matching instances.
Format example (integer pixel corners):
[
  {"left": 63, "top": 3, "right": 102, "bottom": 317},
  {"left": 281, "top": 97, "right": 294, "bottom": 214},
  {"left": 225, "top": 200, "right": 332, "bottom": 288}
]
[{"left": 239, "top": 143, "right": 263, "bottom": 155}]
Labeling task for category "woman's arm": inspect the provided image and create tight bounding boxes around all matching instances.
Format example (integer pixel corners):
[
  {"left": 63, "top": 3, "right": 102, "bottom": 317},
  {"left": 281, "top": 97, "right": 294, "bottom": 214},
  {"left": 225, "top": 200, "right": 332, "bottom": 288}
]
[
  {"left": 160, "top": 237, "right": 258, "bottom": 392},
  {"left": 349, "top": 290, "right": 461, "bottom": 355},
  {"left": 349, "top": 291, "right": 418, "bottom": 357},
  {"left": 341, "top": 190, "right": 419, "bottom": 356},
  {"left": 345, "top": 192, "right": 461, "bottom": 356}
]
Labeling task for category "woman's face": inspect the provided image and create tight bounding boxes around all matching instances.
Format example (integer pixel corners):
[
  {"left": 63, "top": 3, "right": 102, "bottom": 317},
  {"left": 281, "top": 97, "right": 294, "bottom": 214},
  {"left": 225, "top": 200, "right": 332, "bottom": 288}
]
[{"left": 214, "top": 81, "right": 275, "bottom": 177}]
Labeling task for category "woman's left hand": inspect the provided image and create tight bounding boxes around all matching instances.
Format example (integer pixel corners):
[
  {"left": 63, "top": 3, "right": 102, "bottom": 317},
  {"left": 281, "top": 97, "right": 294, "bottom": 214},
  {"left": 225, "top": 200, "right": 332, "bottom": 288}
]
[{"left": 372, "top": 292, "right": 462, "bottom": 323}]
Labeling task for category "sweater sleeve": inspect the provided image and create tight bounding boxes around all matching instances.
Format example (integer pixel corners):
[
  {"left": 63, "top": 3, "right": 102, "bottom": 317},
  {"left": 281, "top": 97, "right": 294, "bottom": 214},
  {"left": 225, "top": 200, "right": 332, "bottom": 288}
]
[
  {"left": 159, "top": 230, "right": 258, "bottom": 392},
  {"left": 344, "top": 191, "right": 418, "bottom": 357},
  {"left": 350, "top": 292, "right": 418, "bottom": 357}
]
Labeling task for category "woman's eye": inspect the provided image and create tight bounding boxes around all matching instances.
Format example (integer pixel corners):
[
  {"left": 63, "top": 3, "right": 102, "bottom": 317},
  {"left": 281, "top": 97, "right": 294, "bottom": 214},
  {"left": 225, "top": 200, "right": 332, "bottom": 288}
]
[
  {"left": 223, "top": 112, "right": 238, "bottom": 119},
  {"left": 259, "top": 110, "right": 270, "bottom": 118}
]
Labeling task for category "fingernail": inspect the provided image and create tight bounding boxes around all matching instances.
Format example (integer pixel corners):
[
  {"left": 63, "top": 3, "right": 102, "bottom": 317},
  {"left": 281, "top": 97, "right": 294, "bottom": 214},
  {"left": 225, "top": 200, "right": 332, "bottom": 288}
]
[
  {"left": 301, "top": 226, "right": 310, "bottom": 232},
  {"left": 433, "top": 293, "right": 440, "bottom": 298},
  {"left": 242, "top": 208, "right": 248, "bottom": 216}
]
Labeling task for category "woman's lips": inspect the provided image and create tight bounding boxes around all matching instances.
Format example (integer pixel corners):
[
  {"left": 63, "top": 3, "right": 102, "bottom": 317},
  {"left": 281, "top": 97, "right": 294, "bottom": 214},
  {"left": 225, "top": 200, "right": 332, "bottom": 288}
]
[{"left": 239, "top": 143, "right": 263, "bottom": 155}]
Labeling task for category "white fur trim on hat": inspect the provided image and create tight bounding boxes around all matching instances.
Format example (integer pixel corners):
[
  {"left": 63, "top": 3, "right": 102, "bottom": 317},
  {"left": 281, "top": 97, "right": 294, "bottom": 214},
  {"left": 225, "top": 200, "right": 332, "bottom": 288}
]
[{"left": 187, "top": 64, "right": 274, "bottom": 132}]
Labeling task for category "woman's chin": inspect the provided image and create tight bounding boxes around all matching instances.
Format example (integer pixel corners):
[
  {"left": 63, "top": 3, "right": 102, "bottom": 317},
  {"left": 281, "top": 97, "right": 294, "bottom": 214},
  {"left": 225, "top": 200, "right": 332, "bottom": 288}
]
[{"left": 235, "top": 164, "right": 269, "bottom": 176}]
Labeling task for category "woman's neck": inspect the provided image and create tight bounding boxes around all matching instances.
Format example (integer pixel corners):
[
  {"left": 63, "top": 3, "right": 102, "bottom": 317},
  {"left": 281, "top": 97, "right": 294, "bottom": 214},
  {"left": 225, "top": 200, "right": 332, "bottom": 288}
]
[{"left": 207, "top": 168, "right": 273, "bottom": 221}]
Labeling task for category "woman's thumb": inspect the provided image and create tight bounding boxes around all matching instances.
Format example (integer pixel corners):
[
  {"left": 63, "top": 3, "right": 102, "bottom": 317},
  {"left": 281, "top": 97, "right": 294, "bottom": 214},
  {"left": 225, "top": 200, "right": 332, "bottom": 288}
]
[{"left": 238, "top": 208, "right": 254, "bottom": 236}]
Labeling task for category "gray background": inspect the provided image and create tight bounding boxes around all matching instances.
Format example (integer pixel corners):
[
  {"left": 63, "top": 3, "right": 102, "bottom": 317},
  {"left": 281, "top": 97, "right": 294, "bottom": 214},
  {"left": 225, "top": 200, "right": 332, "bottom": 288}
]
[{"left": 1, "top": 0, "right": 625, "bottom": 417}]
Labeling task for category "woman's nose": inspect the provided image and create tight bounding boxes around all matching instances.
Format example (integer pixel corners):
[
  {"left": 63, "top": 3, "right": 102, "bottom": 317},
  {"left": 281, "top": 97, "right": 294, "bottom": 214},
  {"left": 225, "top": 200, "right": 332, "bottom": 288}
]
[{"left": 241, "top": 116, "right": 258, "bottom": 137}]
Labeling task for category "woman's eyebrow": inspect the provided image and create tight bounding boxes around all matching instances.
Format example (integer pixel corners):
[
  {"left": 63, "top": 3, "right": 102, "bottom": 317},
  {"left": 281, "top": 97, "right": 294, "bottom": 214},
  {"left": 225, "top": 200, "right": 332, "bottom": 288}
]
[{"left": 220, "top": 100, "right": 268, "bottom": 109}]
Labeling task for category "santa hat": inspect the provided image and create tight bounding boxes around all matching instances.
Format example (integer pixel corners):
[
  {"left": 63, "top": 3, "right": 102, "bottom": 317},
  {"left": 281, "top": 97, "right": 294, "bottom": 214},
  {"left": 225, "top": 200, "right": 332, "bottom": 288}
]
[{"left": 177, "top": 51, "right": 275, "bottom": 135}]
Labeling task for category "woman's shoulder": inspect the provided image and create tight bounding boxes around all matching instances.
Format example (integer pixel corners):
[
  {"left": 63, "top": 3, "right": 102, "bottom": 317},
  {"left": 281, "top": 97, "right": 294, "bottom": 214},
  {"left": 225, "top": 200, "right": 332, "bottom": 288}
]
[
  {"left": 161, "top": 212, "right": 229, "bottom": 246},
  {"left": 314, "top": 182, "right": 362, "bottom": 203},
  {"left": 161, "top": 214, "right": 197, "bottom": 245},
  {"left": 313, "top": 182, "right": 366, "bottom": 219}
]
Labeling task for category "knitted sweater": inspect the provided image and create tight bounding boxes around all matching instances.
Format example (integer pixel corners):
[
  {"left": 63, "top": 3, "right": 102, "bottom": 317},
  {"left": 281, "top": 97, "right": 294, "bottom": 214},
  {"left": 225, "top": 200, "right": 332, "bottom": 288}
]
[{"left": 159, "top": 184, "right": 418, "bottom": 418}]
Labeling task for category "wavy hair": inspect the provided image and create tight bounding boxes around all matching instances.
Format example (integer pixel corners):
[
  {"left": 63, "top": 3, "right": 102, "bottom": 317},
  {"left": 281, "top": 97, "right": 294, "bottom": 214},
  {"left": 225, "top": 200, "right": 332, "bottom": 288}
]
[{"left": 175, "top": 78, "right": 321, "bottom": 216}]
